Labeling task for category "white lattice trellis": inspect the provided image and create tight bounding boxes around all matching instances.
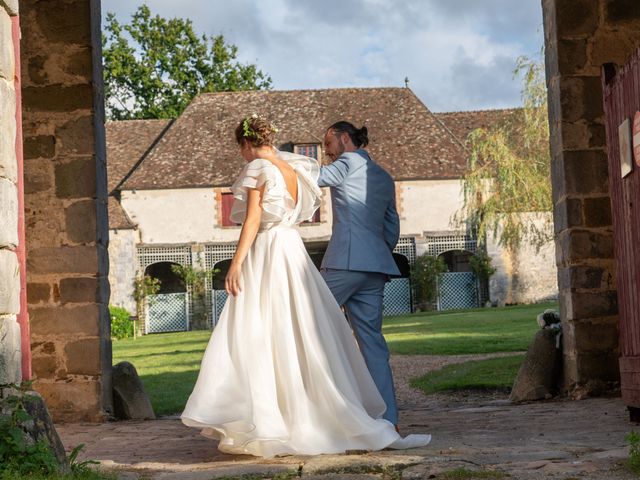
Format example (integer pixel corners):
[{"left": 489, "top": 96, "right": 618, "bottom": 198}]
[
  {"left": 383, "top": 278, "right": 412, "bottom": 316},
  {"left": 437, "top": 272, "right": 479, "bottom": 310},
  {"left": 394, "top": 237, "right": 416, "bottom": 265},
  {"left": 136, "top": 245, "right": 193, "bottom": 334},
  {"left": 137, "top": 245, "right": 192, "bottom": 270},
  {"left": 211, "top": 289, "right": 229, "bottom": 326},
  {"left": 145, "top": 292, "right": 189, "bottom": 333},
  {"left": 425, "top": 234, "right": 477, "bottom": 257}
]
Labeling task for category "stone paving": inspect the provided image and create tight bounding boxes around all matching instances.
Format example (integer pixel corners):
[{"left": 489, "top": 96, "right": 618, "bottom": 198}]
[{"left": 56, "top": 355, "right": 640, "bottom": 480}]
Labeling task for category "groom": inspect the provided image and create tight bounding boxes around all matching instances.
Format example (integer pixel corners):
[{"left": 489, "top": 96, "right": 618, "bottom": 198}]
[{"left": 318, "top": 121, "right": 401, "bottom": 427}]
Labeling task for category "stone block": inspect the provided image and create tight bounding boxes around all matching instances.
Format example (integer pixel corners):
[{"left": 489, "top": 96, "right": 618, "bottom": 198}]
[
  {"left": 55, "top": 156, "right": 96, "bottom": 198},
  {"left": 56, "top": 116, "right": 94, "bottom": 155},
  {"left": 27, "top": 282, "right": 50, "bottom": 304},
  {"left": 23, "top": 135, "right": 56, "bottom": 160},
  {"left": 553, "top": 196, "right": 582, "bottom": 233},
  {"left": 556, "top": 0, "right": 600, "bottom": 37},
  {"left": 0, "top": 7, "right": 14, "bottom": 81},
  {"left": 29, "top": 304, "right": 100, "bottom": 336},
  {"left": 0, "top": 249, "right": 19, "bottom": 314},
  {"left": 591, "top": 27, "right": 640, "bottom": 67},
  {"left": 0, "top": 316, "right": 21, "bottom": 384},
  {"left": 0, "top": 177, "right": 18, "bottom": 247},
  {"left": 27, "top": 245, "right": 98, "bottom": 274},
  {"left": 0, "top": 1, "right": 18, "bottom": 16},
  {"left": 24, "top": 159, "right": 53, "bottom": 194},
  {"left": 557, "top": 229, "right": 614, "bottom": 265},
  {"left": 0, "top": 79, "right": 17, "bottom": 183},
  {"left": 33, "top": 380, "right": 103, "bottom": 423},
  {"left": 559, "top": 76, "right": 604, "bottom": 123},
  {"left": 558, "top": 38, "right": 588, "bottom": 74},
  {"left": 34, "top": 0, "right": 91, "bottom": 46},
  {"left": 562, "top": 290, "right": 618, "bottom": 321},
  {"left": 65, "top": 199, "right": 97, "bottom": 243},
  {"left": 561, "top": 121, "right": 590, "bottom": 150},
  {"left": 605, "top": 0, "right": 640, "bottom": 23},
  {"left": 64, "top": 337, "right": 101, "bottom": 375},
  {"left": 31, "top": 353, "right": 58, "bottom": 379},
  {"left": 59, "top": 277, "right": 98, "bottom": 303},
  {"left": 563, "top": 150, "right": 609, "bottom": 195},
  {"left": 31, "top": 340, "right": 55, "bottom": 355},
  {"left": 27, "top": 54, "right": 48, "bottom": 85},
  {"left": 583, "top": 196, "right": 612, "bottom": 227},
  {"left": 557, "top": 265, "right": 606, "bottom": 290},
  {"left": 22, "top": 84, "right": 93, "bottom": 112},
  {"left": 64, "top": 48, "right": 92, "bottom": 78},
  {"left": 575, "top": 351, "right": 620, "bottom": 383}
]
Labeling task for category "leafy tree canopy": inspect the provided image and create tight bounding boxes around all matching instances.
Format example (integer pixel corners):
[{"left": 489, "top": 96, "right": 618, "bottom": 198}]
[
  {"left": 456, "top": 52, "right": 553, "bottom": 253},
  {"left": 102, "top": 5, "right": 272, "bottom": 120}
]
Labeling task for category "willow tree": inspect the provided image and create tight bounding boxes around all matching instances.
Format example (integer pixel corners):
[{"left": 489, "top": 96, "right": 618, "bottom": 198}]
[{"left": 456, "top": 54, "right": 553, "bottom": 252}]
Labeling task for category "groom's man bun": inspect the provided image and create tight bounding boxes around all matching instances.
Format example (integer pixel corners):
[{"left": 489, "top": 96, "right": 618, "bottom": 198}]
[
  {"left": 328, "top": 121, "right": 369, "bottom": 148},
  {"left": 235, "top": 115, "right": 277, "bottom": 147}
]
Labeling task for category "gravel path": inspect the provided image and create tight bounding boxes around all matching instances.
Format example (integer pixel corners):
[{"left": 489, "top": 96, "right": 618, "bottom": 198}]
[{"left": 390, "top": 352, "right": 525, "bottom": 406}]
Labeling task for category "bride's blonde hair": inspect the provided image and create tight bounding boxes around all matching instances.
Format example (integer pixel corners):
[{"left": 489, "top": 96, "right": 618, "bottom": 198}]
[{"left": 235, "top": 115, "right": 277, "bottom": 147}]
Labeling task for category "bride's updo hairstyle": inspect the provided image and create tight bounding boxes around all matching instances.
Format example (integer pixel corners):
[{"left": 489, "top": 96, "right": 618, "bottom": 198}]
[
  {"left": 328, "top": 121, "right": 369, "bottom": 148},
  {"left": 235, "top": 114, "right": 277, "bottom": 148}
]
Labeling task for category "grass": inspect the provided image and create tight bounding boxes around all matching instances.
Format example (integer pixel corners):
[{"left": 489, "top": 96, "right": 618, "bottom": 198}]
[
  {"left": 382, "top": 302, "right": 555, "bottom": 355},
  {"left": 113, "top": 302, "right": 555, "bottom": 415},
  {"left": 410, "top": 354, "right": 525, "bottom": 395}
]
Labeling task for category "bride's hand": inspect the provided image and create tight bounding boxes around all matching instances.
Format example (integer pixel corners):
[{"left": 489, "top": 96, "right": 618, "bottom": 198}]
[{"left": 225, "top": 263, "right": 243, "bottom": 297}]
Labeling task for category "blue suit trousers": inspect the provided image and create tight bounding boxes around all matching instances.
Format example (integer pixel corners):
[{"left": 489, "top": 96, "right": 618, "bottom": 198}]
[{"left": 321, "top": 268, "right": 398, "bottom": 425}]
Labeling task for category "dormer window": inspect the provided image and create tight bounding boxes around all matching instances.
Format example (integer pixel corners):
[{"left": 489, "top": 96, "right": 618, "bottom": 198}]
[{"left": 295, "top": 144, "right": 319, "bottom": 159}]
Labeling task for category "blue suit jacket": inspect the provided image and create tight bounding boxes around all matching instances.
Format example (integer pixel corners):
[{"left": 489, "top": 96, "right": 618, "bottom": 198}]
[{"left": 318, "top": 149, "right": 400, "bottom": 276}]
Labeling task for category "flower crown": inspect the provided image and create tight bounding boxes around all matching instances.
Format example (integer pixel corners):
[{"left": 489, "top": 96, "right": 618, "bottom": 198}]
[{"left": 242, "top": 113, "right": 279, "bottom": 141}]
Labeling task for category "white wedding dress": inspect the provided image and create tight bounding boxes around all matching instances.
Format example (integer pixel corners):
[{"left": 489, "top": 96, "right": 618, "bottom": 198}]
[{"left": 181, "top": 151, "right": 431, "bottom": 457}]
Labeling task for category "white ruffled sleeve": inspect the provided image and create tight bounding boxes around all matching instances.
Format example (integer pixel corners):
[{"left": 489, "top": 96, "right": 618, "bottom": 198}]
[
  {"left": 276, "top": 151, "right": 322, "bottom": 224},
  {"left": 229, "top": 159, "right": 290, "bottom": 224}
]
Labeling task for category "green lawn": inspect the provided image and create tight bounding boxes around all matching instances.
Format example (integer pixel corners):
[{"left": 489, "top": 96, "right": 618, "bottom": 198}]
[
  {"left": 410, "top": 354, "right": 526, "bottom": 394},
  {"left": 382, "top": 302, "right": 555, "bottom": 355},
  {"left": 113, "top": 302, "right": 555, "bottom": 415}
]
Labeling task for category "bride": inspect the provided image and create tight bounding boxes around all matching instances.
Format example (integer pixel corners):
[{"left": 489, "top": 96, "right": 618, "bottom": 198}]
[{"left": 181, "top": 115, "right": 431, "bottom": 457}]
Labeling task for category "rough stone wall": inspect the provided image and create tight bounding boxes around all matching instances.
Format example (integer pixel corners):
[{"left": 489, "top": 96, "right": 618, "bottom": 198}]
[
  {"left": 107, "top": 229, "right": 138, "bottom": 314},
  {"left": 20, "top": 0, "right": 111, "bottom": 421},
  {"left": 487, "top": 214, "right": 558, "bottom": 306},
  {"left": 0, "top": 0, "right": 21, "bottom": 386},
  {"left": 543, "top": 0, "right": 640, "bottom": 392}
]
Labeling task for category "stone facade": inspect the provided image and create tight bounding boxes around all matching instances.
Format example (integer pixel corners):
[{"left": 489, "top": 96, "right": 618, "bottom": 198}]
[
  {"left": 0, "top": 0, "right": 20, "bottom": 386},
  {"left": 20, "top": 0, "right": 111, "bottom": 421},
  {"left": 542, "top": 0, "right": 640, "bottom": 392}
]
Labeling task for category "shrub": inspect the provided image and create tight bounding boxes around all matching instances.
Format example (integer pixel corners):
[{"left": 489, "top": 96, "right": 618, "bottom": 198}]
[
  {"left": 109, "top": 305, "right": 133, "bottom": 340},
  {"left": 412, "top": 254, "right": 448, "bottom": 311}
]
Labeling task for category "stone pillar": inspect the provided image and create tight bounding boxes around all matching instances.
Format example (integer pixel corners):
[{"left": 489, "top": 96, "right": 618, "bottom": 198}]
[
  {"left": 20, "top": 0, "right": 112, "bottom": 421},
  {"left": 542, "top": 0, "right": 640, "bottom": 393},
  {"left": 0, "top": 0, "right": 21, "bottom": 386}
]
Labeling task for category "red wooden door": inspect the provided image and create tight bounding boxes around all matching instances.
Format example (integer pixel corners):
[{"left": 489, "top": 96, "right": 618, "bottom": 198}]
[{"left": 602, "top": 49, "right": 640, "bottom": 419}]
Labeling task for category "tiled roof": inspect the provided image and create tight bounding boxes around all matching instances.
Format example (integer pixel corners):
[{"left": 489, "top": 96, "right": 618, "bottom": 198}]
[
  {"left": 106, "top": 119, "right": 171, "bottom": 191},
  {"left": 120, "top": 88, "right": 470, "bottom": 189},
  {"left": 108, "top": 196, "right": 136, "bottom": 230},
  {"left": 435, "top": 108, "right": 521, "bottom": 146}
]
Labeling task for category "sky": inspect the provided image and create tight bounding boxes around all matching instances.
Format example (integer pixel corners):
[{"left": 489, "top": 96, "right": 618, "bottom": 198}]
[{"left": 101, "top": 0, "right": 544, "bottom": 113}]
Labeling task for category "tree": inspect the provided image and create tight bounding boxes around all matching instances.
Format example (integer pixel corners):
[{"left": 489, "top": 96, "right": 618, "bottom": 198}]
[
  {"left": 455, "top": 52, "right": 553, "bottom": 252},
  {"left": 102, "top": 5, "right": 272, "bottom": 120}
]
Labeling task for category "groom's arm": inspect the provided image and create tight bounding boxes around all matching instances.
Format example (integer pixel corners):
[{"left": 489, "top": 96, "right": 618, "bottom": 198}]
[
  {"left": 317, "top": 157, "right": 350, "bottom": 187},
  {"left": 383, "top": 194, "right": 400, "bottom": 251}
]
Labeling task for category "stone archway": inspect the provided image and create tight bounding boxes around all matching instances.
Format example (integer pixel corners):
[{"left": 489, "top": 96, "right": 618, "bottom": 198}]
[
  {"left": 4, "top": 0, "right": 640, "bottom": 426},
  {"left": 19, "top": 0, "right": 111, "bottom": 421},
  {"left": 542, "top": 0, "right": 640, "bottom": 394}
]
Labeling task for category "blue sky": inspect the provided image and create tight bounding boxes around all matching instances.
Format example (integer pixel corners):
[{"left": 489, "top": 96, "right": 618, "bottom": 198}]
[{"left": 101, "top": 0, "right": 544, "bottom": 112}]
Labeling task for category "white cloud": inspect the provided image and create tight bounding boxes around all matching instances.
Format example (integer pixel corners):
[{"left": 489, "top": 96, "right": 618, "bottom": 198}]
[{"left": 101, "top": 0, "right": 543, "bottom": 112}]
